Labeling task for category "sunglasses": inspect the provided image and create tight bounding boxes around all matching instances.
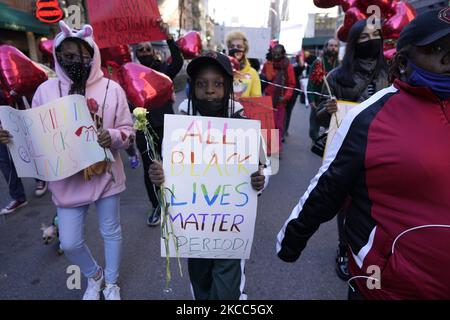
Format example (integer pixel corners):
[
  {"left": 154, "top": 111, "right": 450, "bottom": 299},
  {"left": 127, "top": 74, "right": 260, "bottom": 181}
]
[{"left": 138, "top": 47, "right": 153, "bottom": 52}]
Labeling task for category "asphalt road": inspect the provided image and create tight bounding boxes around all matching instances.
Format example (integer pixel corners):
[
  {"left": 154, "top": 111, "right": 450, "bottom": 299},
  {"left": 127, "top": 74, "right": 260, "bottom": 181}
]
[{"left": 0, "top": 91, "right": 347, "bottom": 300}]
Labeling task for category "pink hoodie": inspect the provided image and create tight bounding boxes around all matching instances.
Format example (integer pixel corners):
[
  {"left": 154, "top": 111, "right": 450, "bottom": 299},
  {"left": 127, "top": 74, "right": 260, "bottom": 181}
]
[{"left": 32, "top": 22, "right": 134, "bottom": 208}]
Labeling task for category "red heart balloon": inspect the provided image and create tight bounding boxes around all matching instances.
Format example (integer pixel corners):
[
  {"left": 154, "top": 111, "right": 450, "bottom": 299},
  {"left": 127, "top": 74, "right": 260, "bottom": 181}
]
[
  {"left": 0, "top": 45, "right": 48, "bottom": 106},
  {"left": 337, "top": 24, "right": 350, "bottom": 42},
  {"left": 120, "top": 62, "right": 174, "bottom": 111},
  {"left": 38, "top": 39, "right": 55, "bottom": 68},
  {"left": 100, "top": 45, "right": 132, "bottom": 69},
  {"left": 313, "top": 0, "right": 344, "bottom": 8},
  {"left": 346, "top": 6, "right": 368, "bottom": 27},
  {"left": 176, "top": 31, "right": 202, "bottom": 60},
  {"left": 358, "top": 0, "right": 396, "bottom": 16},
  {"left": 38, "top": 39, "right": 54, "bottom": 58},
  {"left": 342, "top": 0, "right": 360, "bottom": 12},
  {"left": 382, "top": 1, "right": 416, "bottom": 39},
  {"left": 338, "top": 7, "right": 367, "bottom": 41},
  {"left": 384, "top": 48, "right": 397, "bottom": 60}
]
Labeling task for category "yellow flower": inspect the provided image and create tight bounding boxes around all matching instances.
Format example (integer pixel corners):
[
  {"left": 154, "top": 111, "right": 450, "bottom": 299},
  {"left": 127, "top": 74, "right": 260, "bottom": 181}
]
[
  {"left": 133, "top": 107, "right": 148, "bottom": 121},
  {"left": 133, "top": 107, "right": 149, "bottom": 131}
]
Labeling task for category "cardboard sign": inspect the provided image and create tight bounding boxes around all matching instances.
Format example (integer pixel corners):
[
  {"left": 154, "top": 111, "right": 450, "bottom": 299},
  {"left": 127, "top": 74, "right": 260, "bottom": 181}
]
[
  {"left": 239, "top": 96, "right": 278, "bottom": 155},
  {"left": 86, "top": 0, "right": 167, "bottom": 49},
  {"left": 162, "top": 114, "right": 261, "bottom": 259},
  {"left": 0, "top": 95, "right": 113, "bottom": 181},
  {"left": 324, "top": 100, "right": 358, "bottom": 158}
]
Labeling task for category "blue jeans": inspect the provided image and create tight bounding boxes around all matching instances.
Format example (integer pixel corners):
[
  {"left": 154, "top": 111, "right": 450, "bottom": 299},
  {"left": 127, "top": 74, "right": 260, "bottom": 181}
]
[
  {"left": 57, "top": 194, "right": 122, "bottom": 284},
  {"left": 0, "top": 143, "right": 26, "bottom": 202}
]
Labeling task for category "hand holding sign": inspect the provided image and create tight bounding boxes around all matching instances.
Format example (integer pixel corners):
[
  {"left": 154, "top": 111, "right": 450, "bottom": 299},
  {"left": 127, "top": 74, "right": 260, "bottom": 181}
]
[
  {"left": 158, "top": 19, "right": 173, "bottom": 40},
  {"left": 0, "top": 129, "right": 12, "bottom": 144},
  {"left": 251, "top": 166, "right": 265, "bottom": 192},
  {"left": 97, "top": 128, "right": 112, "bottom": 149},
  {"left": 324, "top": 98, "right": 338, "bottom": 114}
]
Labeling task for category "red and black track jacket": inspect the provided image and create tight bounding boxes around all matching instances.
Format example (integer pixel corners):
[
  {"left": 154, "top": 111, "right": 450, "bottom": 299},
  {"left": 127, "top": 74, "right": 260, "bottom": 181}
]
[{"left": 277, "top": 79, "right": 450, "bottom": 299}]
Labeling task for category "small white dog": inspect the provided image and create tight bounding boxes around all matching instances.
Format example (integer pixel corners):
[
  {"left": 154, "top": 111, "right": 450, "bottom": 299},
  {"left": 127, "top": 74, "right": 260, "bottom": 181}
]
[
  {"left": 41, "top": 223, "right": 58, "bottom": 244},
  {"left": 41, "top": 216, "right": 63, "bottom": 255}
]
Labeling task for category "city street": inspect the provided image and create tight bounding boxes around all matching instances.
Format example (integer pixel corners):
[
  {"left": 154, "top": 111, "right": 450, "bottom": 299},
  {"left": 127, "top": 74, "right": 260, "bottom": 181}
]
[{"left": 0, "top": 90, "right": 347, "bottom": 300}]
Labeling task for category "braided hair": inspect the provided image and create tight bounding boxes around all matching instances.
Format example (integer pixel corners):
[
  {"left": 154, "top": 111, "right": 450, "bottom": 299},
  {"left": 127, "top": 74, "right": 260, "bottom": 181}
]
[
  {"left": 187, "top": 64, "right": 235, "bottom": 118},
  {"left": 388, "top": 45, "right": 411, "bottom": 83}
]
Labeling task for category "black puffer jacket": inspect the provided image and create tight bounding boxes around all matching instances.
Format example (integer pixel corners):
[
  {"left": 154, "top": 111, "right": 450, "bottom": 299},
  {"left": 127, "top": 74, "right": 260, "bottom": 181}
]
[{"left": 317, "top": 59, "right": 389, "bottom": 127}]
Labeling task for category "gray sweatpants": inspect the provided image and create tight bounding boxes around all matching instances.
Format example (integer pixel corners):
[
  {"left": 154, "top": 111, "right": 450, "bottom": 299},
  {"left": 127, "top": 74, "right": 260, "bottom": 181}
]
[{"left": 188, "top": 258, "right": 247, "bottom": 300}]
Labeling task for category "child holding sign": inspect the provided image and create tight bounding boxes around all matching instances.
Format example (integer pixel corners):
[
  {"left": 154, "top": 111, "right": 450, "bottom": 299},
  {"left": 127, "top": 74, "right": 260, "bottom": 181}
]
[
  {"left": 149, "top": 51, "right": 269, "bottom": 300},
  {"left": 0, "top": 22, "right": 134, "bottom": 300}
]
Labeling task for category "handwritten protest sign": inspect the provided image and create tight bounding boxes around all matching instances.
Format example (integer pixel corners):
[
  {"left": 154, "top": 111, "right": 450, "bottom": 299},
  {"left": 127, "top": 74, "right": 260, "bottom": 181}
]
[
  {"left": 162, "top": 114, "right": 261, "bottom": 259},
  {"left": 239, "top": 96, "right": 278, "bottom": 155},
  {"left": 86, "top": 0, "right": 166, "bottom": 49},
  {"left": 324, "top": 100, "right": 358, "bottom": 158},
  {"left": 0, "top": 95, "right": 113, "bottom": 181}
]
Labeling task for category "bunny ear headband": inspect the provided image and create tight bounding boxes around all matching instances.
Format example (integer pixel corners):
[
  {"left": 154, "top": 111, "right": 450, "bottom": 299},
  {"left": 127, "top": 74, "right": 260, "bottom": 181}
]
[{"left": 54, "top": 20, "right": 95, "bottom": 49}]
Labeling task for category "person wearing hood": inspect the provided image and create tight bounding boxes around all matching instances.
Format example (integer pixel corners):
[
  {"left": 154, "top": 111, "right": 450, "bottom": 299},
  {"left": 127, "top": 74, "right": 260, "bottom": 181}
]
[
  {"left": 277, "top": 8, "right": 450, "bottom": 299},
  {"left": 316, "top": 20, "right": 389, "bottom": 127},
  {"left": 0, "top": 21, "right": 134, "bottom": 300},
  {"left": 314, "top": 19, "right": 390, "bottom": 283},
  {"left": 149, "top": 51, "right": 270, "bottom": 300},
  {"left": 132, "top": 20, "right": 184, "bottom": 227},
  {"left": 226, "top": 31, "right": 262, "bottom": 98}
]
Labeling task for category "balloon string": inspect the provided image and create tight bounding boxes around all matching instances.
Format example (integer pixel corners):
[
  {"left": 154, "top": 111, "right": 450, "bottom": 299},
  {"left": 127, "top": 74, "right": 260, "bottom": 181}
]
[{"left": 260, "top": 79, "right": 332, "bottom": 98}]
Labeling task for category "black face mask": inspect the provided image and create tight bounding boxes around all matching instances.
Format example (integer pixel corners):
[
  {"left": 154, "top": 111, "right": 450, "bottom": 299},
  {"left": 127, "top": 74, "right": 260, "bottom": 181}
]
[
  {"left": 59, "top": 60, "right": 91, "bottom": 84},
  {"left": 194, "top": 98, "right": 226, "bottom": 117},
  {"left": 355, "top": 39, "right": 382, "bottom": 59},
  {"left": 229, "top": 48, "right": 244, "bottom": 58},
  {"left": 139, "top": 56, "right": 162, "bottom": 71}
]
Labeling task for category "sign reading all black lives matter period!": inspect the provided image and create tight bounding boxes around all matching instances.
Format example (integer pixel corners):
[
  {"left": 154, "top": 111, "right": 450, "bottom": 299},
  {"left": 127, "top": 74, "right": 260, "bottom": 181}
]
[{"left": 162, "top": 115, "right": 261, "bottom": 259}]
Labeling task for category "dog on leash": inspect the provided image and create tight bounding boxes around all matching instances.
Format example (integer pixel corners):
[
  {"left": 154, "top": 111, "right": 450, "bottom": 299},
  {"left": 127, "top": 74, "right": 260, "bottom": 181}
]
[
  {"left": 41, "top": 215, "right": 63, "bottom": 255},
  {"left": 41, "top": 223, "right": 57, "bottom": 244}
]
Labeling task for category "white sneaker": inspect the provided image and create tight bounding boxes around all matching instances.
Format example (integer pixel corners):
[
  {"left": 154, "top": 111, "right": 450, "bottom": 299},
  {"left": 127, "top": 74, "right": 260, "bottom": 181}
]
[
  {"left": 82, "top": 272, "right": 104, "bottom": 300},
  {"left": 103, "top": 283, "right": 121, "bottom": 300}
]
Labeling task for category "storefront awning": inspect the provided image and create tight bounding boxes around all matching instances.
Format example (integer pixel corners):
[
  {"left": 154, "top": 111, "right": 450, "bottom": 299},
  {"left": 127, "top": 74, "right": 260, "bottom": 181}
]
[
  {"left": 0, "top": 3, "right": 51, "bottom": 35},
  {"left": 302, "top": 36, "right": 332, "bottom": 48}
]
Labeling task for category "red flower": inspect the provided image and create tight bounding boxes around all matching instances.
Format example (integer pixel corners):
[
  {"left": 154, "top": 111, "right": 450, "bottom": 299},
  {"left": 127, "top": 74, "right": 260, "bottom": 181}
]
[
  {"left": 310, "top": 61, "right": 327, "bottom": 86},
  {"left": 87, "top": 98, "right": 99, "bottom": 114}
]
